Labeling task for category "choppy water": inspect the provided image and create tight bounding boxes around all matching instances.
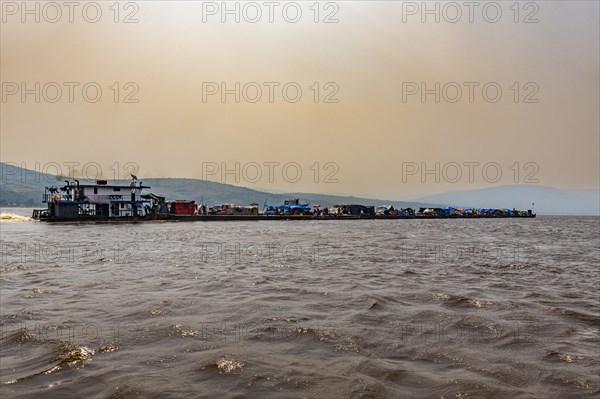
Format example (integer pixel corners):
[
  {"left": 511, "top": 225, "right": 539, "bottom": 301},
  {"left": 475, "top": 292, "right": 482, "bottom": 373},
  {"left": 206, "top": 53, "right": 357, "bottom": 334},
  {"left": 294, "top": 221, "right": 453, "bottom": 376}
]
[{"left": 1, "top": 208, "right": 599, "bottom": 398}]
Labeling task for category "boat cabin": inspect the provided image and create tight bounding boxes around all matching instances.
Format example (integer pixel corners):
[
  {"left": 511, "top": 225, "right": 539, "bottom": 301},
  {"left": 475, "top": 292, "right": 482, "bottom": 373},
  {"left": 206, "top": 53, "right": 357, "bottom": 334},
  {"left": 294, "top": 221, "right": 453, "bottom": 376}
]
[{"left": 41, "top": 179, "right": 151, "bottom": 219}]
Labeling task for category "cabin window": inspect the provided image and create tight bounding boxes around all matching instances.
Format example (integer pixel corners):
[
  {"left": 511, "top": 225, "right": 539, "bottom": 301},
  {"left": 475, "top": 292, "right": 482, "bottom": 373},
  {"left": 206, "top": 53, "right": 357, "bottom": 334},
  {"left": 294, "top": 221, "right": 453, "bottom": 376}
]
[
  {"left": 121, "top": 203, "right": 124, "bottom": 209},
  {"left": 94, "top": 187, "right": 98, "bottom": 194},
  {"left": 114, "top": 188, "right": 121, "bottom": 192}
]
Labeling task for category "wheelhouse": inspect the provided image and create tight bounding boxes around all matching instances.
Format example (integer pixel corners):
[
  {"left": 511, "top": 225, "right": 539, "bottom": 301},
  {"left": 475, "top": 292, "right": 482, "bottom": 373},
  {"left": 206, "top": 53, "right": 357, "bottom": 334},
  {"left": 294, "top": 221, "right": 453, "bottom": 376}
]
[{"left": 41, "top": 179, "right": 152, "bottom": 219}]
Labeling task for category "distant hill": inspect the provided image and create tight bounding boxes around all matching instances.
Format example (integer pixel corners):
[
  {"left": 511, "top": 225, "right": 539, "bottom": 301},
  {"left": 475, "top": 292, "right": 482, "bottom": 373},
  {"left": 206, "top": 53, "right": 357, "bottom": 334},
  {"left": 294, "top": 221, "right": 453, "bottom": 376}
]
[
  {"left": 415, "top": 185, "right": 599, "bottom": 216},
  {"left": 138, "top": 178, "right": 437, "bottom": 209},
  {"left": 0, "top": 163, "right": 436, "bottom": 210},
  {"left": 0, "top": 163, "right": 49, "bottom": 206}
]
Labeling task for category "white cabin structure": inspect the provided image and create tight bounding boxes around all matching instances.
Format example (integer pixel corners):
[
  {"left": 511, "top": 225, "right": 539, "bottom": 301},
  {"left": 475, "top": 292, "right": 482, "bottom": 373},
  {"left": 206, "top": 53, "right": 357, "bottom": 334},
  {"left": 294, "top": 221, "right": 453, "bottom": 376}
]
[{"left": 40, "top": 179, "right": 152, "bottom": 219}]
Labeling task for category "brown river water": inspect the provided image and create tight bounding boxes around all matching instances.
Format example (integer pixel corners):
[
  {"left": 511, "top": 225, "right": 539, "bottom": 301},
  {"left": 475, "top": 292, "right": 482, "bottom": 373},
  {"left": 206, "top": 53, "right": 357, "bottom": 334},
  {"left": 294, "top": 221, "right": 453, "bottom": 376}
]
[{"left": 1, "top": 209, "right": 599, "bottom": 398}]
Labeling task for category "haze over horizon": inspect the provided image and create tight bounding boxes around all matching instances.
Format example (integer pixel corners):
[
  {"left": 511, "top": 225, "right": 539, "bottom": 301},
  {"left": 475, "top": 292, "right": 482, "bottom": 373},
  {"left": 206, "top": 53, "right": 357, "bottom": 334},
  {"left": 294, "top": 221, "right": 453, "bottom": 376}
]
[{"left": 2, "top": 1, "right": 599, "bottom": 199}]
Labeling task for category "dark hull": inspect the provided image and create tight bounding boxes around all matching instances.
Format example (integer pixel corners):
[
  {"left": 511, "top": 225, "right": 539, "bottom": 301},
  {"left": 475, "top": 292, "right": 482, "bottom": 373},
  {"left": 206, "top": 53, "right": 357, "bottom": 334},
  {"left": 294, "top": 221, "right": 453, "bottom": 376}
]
[{"left": 34, "top": 214, "right": 536, "bottom": 223}]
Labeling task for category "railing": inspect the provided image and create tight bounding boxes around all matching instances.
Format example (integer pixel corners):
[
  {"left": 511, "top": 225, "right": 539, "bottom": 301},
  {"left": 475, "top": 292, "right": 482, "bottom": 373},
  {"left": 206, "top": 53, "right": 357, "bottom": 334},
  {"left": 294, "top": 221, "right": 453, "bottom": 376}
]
[
  {"left": 42, "top": 194, "right": 78, "bottom": 203},
  {"left": 32, "top": 209, "right": 48, "bottom": 219},
  {"left": 78, "top": 205, "right": 97, "bottom": 216}
]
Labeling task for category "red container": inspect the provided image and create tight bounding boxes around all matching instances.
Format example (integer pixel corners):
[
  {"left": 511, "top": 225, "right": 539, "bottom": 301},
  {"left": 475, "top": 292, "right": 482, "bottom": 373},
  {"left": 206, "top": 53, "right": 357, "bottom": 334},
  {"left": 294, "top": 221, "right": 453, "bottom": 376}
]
[{"left": 169, "top": 201, "right": 196, "bottom": 215}]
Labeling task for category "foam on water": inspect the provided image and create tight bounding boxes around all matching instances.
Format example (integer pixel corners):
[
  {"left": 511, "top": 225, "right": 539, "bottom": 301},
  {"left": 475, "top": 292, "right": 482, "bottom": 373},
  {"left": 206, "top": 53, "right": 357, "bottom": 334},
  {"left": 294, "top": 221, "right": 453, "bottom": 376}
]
[{"left": 0, "top": 213, "right": 32, "bottom": 222}]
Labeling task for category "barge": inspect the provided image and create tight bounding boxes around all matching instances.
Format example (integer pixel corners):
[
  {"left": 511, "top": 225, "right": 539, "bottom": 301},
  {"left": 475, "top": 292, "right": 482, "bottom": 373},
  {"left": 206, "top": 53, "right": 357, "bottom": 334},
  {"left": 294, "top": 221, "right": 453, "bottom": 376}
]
[{"left": 32, "top": 179, "right": 536, "bottom": 222}]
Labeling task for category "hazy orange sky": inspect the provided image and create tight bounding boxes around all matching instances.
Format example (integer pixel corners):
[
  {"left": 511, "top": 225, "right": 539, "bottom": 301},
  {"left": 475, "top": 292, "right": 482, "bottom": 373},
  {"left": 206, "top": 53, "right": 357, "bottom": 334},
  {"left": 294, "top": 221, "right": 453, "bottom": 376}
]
[{"left": 1, "top": 1, "right": 598, "bottom": 198}]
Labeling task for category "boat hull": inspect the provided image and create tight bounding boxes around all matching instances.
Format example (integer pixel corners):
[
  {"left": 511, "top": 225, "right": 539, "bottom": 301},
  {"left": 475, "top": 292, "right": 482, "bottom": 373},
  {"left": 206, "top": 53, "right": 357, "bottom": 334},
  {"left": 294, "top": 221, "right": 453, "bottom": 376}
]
[{"left": 33, "top": 214, "right": 536, "bottom": 222}]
